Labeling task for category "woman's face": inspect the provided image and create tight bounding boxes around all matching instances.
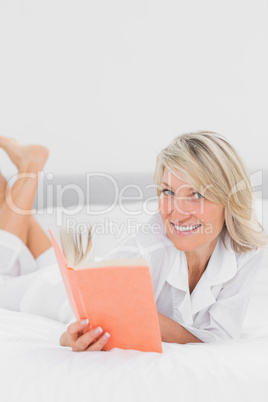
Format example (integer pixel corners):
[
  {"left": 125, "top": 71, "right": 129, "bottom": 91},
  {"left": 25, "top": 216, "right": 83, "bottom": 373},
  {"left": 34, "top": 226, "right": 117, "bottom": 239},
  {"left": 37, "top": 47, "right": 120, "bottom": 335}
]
[{"left": 158, "top": 168, "right": 225, "bottom": 252}]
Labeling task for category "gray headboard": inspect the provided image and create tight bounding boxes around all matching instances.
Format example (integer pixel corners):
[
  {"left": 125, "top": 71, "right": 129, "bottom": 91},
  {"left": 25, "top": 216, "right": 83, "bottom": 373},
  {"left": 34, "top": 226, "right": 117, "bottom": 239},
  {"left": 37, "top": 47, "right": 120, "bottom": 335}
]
[
  {"left": 33, "top": 169, "right": 268, "bottom": 209},
  {"left": 34, "top": 172, "right": 156, "bottom": 209}
]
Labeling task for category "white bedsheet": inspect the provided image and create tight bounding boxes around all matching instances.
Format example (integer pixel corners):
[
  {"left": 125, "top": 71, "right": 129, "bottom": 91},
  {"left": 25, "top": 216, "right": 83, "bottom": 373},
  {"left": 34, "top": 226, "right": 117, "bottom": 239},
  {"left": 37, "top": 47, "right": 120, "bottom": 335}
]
[
  {"left": 0, "top": 311, "right": 268, "bottom": 402},
  {"left": 1, "top": 263, "right": 268, "bottom": 402},
  {"left": 0, "top": 307, "right": 268, "bottom": 402}
]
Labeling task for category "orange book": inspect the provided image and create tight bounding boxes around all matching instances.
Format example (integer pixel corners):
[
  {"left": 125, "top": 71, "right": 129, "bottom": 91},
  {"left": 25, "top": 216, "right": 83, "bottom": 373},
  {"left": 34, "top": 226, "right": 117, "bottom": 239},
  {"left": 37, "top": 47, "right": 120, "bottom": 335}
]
[{"left": 49, "top": 229, "right": 162, "bottom": 353}]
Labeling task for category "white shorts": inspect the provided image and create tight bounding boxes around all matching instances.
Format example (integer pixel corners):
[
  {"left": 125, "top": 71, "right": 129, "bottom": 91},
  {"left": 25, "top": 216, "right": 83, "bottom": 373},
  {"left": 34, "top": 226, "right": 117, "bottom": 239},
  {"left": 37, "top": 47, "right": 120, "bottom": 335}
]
[{"left": 0, "top": 230, "right": 74, "bottom": 324}]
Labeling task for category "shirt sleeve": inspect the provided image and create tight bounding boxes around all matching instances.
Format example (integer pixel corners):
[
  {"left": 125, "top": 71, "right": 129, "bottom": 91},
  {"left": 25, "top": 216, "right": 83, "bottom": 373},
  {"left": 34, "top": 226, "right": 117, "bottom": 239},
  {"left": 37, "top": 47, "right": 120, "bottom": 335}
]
[
  {"left": 105, "top": 235, "right": 143, "bottom": 260},
  {"left": 183, "top": 248, "right": 265, "bottom": 343}
]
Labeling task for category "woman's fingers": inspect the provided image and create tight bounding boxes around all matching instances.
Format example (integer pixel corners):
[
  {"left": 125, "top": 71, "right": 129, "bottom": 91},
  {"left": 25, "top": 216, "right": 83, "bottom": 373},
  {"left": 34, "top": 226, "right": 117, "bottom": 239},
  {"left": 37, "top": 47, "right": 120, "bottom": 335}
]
[
  {"left": 86, "top": 331, "right": 111, "bottom": 351},
  {"left": 73, "top": 326, "right": 103, "bottom": 351},
  {"left": 67, "top": 320, "right": 111, "bottom": 351},
  {"left": 67, "top": 319, "right": 90, "bottom": 342}
]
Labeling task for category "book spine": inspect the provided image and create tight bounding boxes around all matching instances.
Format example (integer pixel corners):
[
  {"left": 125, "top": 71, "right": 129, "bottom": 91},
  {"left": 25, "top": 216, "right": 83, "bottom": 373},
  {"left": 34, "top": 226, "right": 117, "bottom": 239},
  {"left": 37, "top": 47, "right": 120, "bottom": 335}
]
[{"left": 67, "top": 270, "right": 89, "bottom": 323}]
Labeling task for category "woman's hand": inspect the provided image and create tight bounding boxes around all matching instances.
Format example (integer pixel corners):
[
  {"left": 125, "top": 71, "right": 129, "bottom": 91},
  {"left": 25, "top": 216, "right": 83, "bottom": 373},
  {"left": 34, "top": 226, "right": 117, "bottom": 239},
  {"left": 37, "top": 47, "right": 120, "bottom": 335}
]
[{"left": 60, "top": 319, "right": 111, "bottom": 351}]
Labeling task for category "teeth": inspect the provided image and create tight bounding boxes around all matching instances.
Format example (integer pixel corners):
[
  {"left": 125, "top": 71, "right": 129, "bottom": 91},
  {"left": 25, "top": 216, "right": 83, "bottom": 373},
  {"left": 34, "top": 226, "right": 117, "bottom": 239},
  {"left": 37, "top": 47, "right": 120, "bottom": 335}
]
[{"left": 174, "top": 224, "right": 201, "bottom": 232}]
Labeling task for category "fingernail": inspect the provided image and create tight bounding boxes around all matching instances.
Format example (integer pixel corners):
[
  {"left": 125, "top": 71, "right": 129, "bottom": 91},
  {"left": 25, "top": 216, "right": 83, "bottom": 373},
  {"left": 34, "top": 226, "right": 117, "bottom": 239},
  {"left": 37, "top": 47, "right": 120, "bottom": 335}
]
[
  {"left": 81, "top": 319, "right": 89, "bottom": 326},
  {"left": 94, "top": 326, "right": 103, "bottom": 334},
  {"left": 103, "top": 332, "right": 111, "bottom": 340}
]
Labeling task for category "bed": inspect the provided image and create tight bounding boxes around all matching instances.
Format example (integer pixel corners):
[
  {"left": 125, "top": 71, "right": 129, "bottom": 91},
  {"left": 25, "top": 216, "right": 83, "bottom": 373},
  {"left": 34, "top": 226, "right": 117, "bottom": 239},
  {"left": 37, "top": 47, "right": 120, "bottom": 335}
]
[{"left": 0, "top": 174, "right": 268, "bottom": 402}]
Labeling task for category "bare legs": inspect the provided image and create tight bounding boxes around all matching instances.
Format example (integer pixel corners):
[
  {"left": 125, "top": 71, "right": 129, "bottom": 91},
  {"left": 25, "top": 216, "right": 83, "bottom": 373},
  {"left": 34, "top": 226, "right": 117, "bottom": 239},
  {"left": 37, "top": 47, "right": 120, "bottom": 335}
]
[
  {"left": 0, "top": 136, "right": 52, "bottom": 259},
  {"left": 0, "top": 138, "right": 75, "bottom": 322}
]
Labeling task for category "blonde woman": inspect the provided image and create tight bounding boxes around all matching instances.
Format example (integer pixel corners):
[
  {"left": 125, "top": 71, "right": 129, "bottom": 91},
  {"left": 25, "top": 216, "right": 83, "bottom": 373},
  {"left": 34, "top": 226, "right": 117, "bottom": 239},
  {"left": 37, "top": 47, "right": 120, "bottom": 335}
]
[
  {"left": 0, "top": 133, "right": 266, "bottom": 351},
  {"left": 61, "top": 131, "right": 267, "bottom": 349}
]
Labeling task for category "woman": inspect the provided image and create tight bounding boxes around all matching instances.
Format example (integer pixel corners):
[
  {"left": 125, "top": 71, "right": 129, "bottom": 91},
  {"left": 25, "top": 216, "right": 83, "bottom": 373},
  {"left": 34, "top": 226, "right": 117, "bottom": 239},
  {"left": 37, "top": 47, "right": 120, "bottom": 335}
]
[
  {"left": 61, "top": 131, "right": 267, "bottom": 350},
  {"left": 0, "top": 133, "right": 266, "bottom": 351}
]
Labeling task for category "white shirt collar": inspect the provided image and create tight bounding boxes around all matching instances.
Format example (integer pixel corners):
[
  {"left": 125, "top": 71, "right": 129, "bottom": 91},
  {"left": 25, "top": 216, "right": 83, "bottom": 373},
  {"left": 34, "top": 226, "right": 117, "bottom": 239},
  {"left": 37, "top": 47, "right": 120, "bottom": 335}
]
[{"left": 166, "top": 233, "right": 237, "bottom": 318}]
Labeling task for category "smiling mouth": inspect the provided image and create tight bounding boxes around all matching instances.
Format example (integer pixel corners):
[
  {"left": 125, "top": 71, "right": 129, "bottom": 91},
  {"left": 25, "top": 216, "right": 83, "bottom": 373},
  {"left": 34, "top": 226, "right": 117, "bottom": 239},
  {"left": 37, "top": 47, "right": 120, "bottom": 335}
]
[{"left": 171, "top": 223, "right": 202, "bottom": 232}]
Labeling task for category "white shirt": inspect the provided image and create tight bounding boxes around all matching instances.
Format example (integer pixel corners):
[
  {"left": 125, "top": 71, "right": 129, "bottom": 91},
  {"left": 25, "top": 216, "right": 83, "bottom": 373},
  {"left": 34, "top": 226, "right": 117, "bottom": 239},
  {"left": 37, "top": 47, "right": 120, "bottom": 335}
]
[{"left": 107, "top": 213, "right": 264, "bottom": 343}]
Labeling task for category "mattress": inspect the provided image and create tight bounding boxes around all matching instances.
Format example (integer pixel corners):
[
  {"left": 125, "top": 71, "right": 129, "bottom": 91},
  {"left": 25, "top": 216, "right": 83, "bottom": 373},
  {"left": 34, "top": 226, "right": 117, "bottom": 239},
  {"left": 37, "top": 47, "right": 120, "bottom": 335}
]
[{"left": 0, "top": 200, "right": 267, "bottom": 402}]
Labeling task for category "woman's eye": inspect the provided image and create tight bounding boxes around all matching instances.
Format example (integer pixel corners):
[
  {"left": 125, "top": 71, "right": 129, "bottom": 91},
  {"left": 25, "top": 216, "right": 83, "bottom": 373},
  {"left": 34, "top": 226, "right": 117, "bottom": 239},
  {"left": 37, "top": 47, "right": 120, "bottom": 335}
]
[
  {"left": 191, "top": 192, "right": 204, "bottom": 199},
  {"left": 161, "top": 189, "right": 174, "bottom": 196}
]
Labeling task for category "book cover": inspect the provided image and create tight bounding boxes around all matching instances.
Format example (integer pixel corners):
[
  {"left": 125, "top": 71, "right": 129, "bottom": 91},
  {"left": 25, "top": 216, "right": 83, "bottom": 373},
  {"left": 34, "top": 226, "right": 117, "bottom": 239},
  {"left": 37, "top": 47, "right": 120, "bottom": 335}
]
[{"left": 49, "top": 229, "right": 163, "bottom": 353}]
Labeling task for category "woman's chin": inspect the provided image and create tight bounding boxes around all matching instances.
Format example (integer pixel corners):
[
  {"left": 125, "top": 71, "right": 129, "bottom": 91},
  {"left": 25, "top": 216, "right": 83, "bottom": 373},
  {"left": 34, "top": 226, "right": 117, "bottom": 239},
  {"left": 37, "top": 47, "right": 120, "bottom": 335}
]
[{"left": 165, "top": 225, "right": 209, "bottom": 252}]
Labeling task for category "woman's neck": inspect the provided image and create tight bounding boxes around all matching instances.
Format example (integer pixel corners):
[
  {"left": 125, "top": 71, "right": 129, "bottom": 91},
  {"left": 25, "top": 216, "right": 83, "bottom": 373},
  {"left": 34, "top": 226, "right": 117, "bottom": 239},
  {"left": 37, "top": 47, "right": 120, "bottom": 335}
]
[{"left": 185, "top": 237, "right": 218, "bottom": 275}]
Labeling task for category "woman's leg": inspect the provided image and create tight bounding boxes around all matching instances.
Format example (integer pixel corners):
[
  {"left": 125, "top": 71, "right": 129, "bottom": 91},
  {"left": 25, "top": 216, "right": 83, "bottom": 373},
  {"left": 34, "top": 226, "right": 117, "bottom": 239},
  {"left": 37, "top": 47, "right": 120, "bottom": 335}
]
[
  {"left": 0, "top": 172, "right": 7, "bottom": 207},
  {"left": 0, "top": 172, "right": 52, "bottom": 259},
  {"left": 27, "top": 216, "right": 53, "bottom": 259},
  {"left": 0, "top": 137, "right": 52, "bottom": 257},
  {"left": 0, "top": 138, "right": 72, "bottom": 321}
]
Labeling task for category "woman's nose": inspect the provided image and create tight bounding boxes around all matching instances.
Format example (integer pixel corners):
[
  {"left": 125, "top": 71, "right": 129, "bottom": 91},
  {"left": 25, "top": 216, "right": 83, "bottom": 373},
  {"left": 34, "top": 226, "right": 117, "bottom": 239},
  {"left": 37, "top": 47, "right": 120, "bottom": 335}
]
[
  {"left": 158, "top": 196, "right": 197, "bottom": 217},
  {"left": 171, "top": 197, "right": 195, "bottom": 217}
]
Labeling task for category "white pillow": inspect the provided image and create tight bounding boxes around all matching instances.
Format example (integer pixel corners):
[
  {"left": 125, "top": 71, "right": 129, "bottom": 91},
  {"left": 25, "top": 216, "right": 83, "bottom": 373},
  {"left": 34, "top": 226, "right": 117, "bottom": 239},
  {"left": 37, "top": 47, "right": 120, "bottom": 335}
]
[{"left": 36, "top": 197, "right": 268, "bottom": 260}]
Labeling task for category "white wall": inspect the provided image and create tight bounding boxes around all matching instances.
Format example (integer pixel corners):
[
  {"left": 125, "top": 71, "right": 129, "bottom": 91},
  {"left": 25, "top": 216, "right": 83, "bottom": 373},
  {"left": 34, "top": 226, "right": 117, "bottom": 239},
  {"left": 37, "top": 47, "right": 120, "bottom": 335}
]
[{"left": 0, "top": 0, "right": 267, "bottom": 177}]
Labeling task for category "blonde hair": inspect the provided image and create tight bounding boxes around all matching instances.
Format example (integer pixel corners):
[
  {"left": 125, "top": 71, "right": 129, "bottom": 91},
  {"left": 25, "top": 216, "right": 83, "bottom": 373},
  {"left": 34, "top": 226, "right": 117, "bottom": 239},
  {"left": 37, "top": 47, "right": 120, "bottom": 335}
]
[{"left": 154, "top": 131, "right": 267, "bottom": 253}]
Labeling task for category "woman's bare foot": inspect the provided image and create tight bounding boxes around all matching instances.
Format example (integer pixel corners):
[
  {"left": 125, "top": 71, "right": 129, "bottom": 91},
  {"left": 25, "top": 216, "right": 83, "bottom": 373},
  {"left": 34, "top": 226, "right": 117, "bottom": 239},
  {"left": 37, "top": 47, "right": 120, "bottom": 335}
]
[{"left": 0, "top": 136, "right": 49, "bottom": 173}]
